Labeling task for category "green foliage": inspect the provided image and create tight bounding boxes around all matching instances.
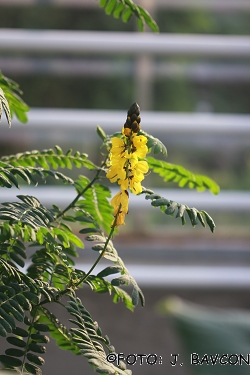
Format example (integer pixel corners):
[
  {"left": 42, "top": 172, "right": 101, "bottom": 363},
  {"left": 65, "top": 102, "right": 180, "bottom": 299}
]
[
  {"left": 147, "top": 156, "right": 220, "bottom": 194},
  {"left": 0, "top": 87, "right": 11, "bottom": 128},
  {"left": 85, "top": 234, "right": 144, "bottom": 306},
  {"left": 0, "top": 146, "right": 96, "bottom": 190},
  {"left": 0, "top": 5, "right": 219, "bottom": 371},
  {"left": 0, "top": 279, "right": 53, "bottom": 373},
  {"left": 84, "top": 273, "right": 134, "bottom": 311},
  {"left": 0, "top": 196, "right": 54, "bottom": 229},
  {"left": 64, "top": 293, "right": 131, "bottom": 374},
  {"left": 0, "top": 71, "right": 29, "bottom": 125},
  {"left": 75, "top": 176, "right": 114, "bottom": 234},
  {"left": 0, "top": 100, "right": 218, "bottom": 374},
  {"left": 98, "top": 0, "right": 159, "bottom": 32},
  {"left": 143, "top": 189, "right": 216, "bottom": 232},
  {"left": 37, "top": 307, "right": 80, "bottom": 355},
  {"left": 140, "top": 130, "right": 168, "bottom": 157},
  {"left": 1, "top": 145, "right": 96, "bottom": 171}
]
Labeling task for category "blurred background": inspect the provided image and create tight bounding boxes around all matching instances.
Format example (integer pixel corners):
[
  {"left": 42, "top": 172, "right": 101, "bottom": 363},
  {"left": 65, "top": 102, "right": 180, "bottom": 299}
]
[{"left": 0, "top": 0, "right": 250, "bottom": 374}]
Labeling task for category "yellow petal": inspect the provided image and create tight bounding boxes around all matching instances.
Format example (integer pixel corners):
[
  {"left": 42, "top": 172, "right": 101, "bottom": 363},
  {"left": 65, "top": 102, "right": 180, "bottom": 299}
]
[
  {"left": 119, "top": 179, "right": 129, "bottom": 190},
  {"left": 136, "top": 160, "right": 149, "bottom": 173},
  {"left": 111, "top": 137, "right": 125, "bottom": 148},
  {"left": 115, "top": 211, "right": 126, "bottom": 227},
  {"left": 129, "top": 180, "right": 142, "bottom": 194}
]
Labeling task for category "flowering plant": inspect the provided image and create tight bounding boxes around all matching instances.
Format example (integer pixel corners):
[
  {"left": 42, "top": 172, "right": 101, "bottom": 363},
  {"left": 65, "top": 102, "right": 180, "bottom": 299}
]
[
  {"left": 0, "top": 1, "right": 219, "bottom": 374},
  {"left": 0, "top": 91, "right": 219, "bottom": 374}
]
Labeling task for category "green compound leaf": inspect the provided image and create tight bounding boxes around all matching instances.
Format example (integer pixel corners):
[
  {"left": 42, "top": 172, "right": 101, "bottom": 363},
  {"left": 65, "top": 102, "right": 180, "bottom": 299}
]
[
  {"left": 143, "top": 189, "right": 216, "bottom": 233},
  {"left": 1, "top": 146, "right": 96, "bottom": 173},
  {"left": 0, "top": 282, "right": 39, "bottom": 343},
  {"left": 52, "top": 227, "right": 84, "bottom": 249},
  {"left": 27, "top": 231, "right": 77, "bottom": 290},
  {"left": 84, "top": 235, "right": 144, "bottom": 307},
  {"left": 0, "top": 239, "right": 27, "bottom": 269},
  {"left": 37, "top": 308, "right": 80, "bottom": 355},
  {"left": 98, "top": 0, "right": 159, "bottom": 32},
  {"left": 0, "top": 162, "right": 75, "bottom": 188},
  {"left": 75, "top": 176, "right": 114, "bottom": 234},
  {"left": 66, "top": 293, "right": 131, "bottom": 374},
  {"left": 0, "top": 195, "right": 54, "bottom": 229},
  {"left": 0, "top": 87, "right": 11, "bottom": 127},
  {"left": 147, "top": 156, "right": 220, "bottom": 195},
  {"left": 81, "top": 273, "right": 134, "bottom": 311},
  {"left": 0, "top": 70, "right": 29, "bottom": 124}
]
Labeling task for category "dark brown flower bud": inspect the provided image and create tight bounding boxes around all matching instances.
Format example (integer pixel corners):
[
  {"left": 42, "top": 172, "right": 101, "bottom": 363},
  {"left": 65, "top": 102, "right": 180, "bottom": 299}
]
[
  {"left": 128, "top": 102, "right": 140, "bottom": 117},
  {"left": 123, "top": 103, "right": 141, "bottom": 136}
]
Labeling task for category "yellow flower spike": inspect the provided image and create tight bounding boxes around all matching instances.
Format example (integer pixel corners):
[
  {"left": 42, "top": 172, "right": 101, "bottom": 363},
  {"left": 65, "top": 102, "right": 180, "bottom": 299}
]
[{"left": 107, "top": 103, "right": 149, "bottom": 227}]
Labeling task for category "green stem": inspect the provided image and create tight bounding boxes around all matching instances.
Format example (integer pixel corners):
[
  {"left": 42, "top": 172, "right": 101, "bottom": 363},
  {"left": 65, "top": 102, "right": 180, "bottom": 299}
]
[
  {"left": 56, "top": 157, "right": 108, "bottom": 219},
  {"left": 51, "top": 208, "right": 119, "bottom": 301},
  {"left": 21, "top": 306, "right": 38, "bottom": 374},
  {"left": 73, "top": 205, "right": 120, "bottom": 288}
]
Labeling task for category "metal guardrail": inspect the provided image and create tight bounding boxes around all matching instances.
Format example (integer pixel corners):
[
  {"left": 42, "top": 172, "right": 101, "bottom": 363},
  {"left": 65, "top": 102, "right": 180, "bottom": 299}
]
[
  {"left": 9, "top": 108, "right": 250, "bottom": 134},
  {"left": 1, "top": 30, "right": 250, "bottom": 57},
  {"left": 1, "top": 186, "right": 250, "bottom": 211},
  {"left": 74, "top": 264, "right": 250, "bottom": 288},
  {"left": 1, "top": 57, "right": 250, "bottom": 83},
  {"left": 21, "top": 258, "right": 250, "bottom": 287}
]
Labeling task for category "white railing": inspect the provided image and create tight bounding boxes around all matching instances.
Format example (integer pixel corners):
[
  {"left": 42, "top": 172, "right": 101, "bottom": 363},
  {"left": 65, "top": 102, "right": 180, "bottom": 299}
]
[
  {"left": 1, "top": 57, "right": 250, "bottom": 83},
  {"left": 74, "top": 264, "right": 250, "bottom": 288},
  {"left": 1, "top": 186, "right": 250, "bottom": 211},
  {"left": 1, "top": 29, "right": 250, "bottom": 57},
  {"left": 8, "top": 108, "right": 250, "bottom": 134}
]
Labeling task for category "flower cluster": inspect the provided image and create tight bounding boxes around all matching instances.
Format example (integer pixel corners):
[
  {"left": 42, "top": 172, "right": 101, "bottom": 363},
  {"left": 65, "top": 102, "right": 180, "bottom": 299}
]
[{"left": 106, "top": 103, "right": 149, "bottom": 227}]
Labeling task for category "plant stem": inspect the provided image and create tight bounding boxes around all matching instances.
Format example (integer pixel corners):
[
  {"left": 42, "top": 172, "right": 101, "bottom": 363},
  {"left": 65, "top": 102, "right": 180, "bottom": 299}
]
[
  {"left": 56, "top": 157, "right": 108, "bottom": 219},
  {"left": 72, "top": 205, "right": 120, "bottom": 288},
  {"left": 21, "top": 306, "right": 38, "bottom": 374}
]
